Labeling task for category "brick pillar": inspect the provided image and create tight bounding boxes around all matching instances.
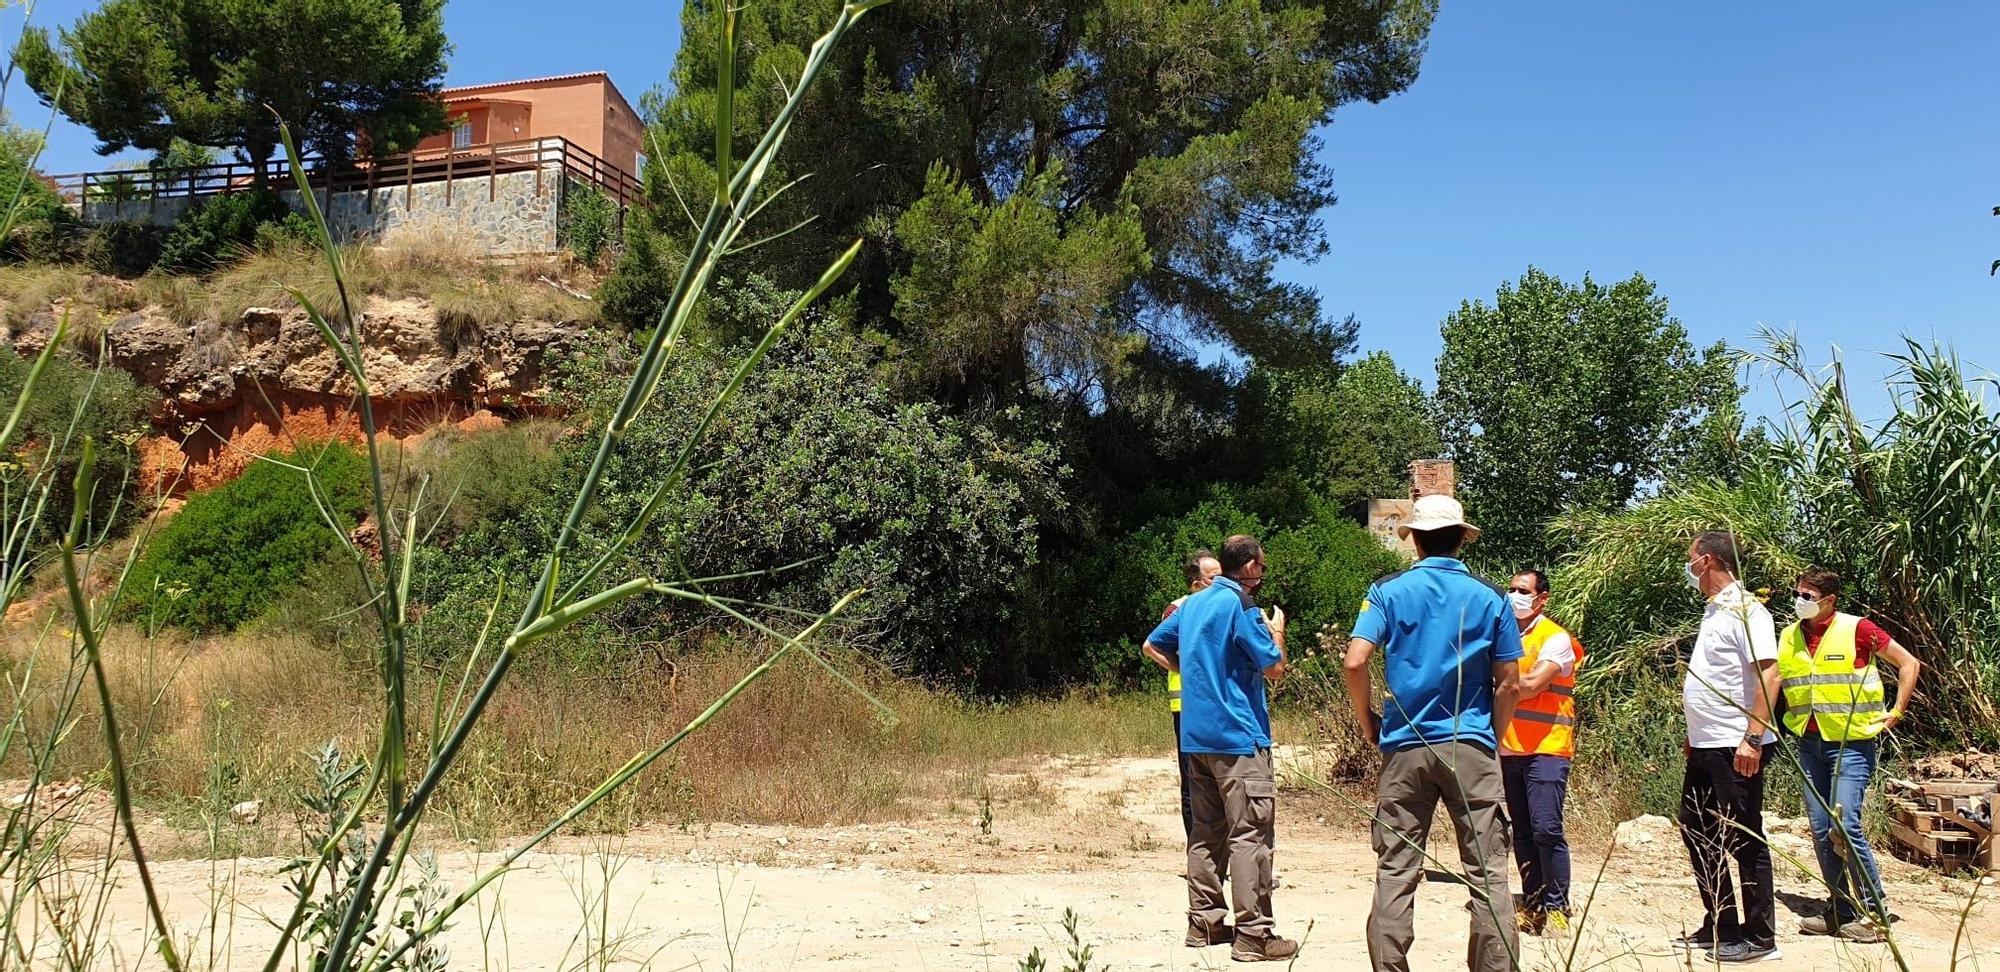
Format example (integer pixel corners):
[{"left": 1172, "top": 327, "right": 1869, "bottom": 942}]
[{"left": 1409, "top": 459, "right": 1456, "bottom": 500}]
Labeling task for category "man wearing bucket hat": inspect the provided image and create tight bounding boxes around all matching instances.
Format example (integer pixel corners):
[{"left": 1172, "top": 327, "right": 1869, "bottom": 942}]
[{"left": 1344, "top": 494, "right": 1524, "bottom": 972}]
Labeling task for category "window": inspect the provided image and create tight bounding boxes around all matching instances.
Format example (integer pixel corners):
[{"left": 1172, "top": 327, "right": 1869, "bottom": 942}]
[
  {"left": 451, "top": 121, "right": 473, "bottom": 150},
  {"left": 634, "top": 151, "right": 648, "bottom": 175}
]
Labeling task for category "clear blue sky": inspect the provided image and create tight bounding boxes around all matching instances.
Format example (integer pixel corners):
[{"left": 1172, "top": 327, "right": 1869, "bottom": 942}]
[{"left": 11, "top": 2, "right": 1995, "bottom": 422}]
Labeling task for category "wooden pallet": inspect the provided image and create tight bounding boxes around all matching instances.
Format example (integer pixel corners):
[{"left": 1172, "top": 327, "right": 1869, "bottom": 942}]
[{"left": 1884, "top": 779, "right": 1997, "bottom": 875}]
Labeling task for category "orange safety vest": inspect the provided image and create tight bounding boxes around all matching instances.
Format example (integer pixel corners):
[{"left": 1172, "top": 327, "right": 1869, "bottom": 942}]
[{"left": 1501, "top": 614, "right": 1584, "bottom": 759}]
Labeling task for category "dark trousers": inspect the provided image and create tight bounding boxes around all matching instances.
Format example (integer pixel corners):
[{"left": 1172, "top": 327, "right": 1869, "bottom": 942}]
[
  {"left": 1174, "top": 711, "right": 1193, "bottom": 838},
  {"left": 1501, "top": 754, "right": 1572, "bottom": 912},
  {"left": 1677, "top": 744, "right": 1776, "bottom": 949}
]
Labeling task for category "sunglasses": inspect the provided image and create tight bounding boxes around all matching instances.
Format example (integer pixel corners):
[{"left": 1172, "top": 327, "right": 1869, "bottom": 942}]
[{"left": 1793, "top": 590, "right": 1823, "bottom": 601}]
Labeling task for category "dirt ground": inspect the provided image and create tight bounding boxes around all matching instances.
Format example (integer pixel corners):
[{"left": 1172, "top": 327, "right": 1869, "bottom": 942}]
[{"left": 23, "top": 753, "right": 1999, "bottom": 970}]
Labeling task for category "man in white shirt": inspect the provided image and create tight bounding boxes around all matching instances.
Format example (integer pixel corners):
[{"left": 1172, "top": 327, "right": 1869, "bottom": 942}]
[{"left": 1674, "top": 531, "right": 1782, "bottom": 964}]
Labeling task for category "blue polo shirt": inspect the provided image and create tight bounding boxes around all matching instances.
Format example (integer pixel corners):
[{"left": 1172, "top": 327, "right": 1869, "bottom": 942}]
[
  {"left": 1145, "top": 576, "right": 1282, "bottom": 755},
  {"left": 1351, "top": 557, "right": 1524, "bottom": 753}
]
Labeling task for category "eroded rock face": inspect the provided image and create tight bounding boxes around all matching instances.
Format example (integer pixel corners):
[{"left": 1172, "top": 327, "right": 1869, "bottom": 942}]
[
  {"left": 15, "top": 297, "right": 592, "bottom": 418},
  {"left": 10, "top": 297, "right": 596, "bottom": 493}
]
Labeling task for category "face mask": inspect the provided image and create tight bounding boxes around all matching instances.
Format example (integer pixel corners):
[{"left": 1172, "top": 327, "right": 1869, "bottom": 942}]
[
  {"left": 1684, "top": 561, "right": 1703, "bottom": 591},
  {"left": 1794, "top": 596, "right": 1822, "bottom": 619},
  {"left": 1508, "top": 592, "right": 1537, "bottom": 618}
]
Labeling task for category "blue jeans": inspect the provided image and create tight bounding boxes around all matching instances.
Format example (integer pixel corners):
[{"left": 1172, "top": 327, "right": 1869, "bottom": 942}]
[
  {"left": 1797, "top": 734, "right": 1888, "bottom": 922},
  {"left": 1502, "top": 754, "right": 1572, "bottom": 911}
]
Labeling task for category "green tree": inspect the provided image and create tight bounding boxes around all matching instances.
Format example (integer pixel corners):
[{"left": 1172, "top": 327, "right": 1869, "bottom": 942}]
[
  {"left": 630, "top": 0, "right": 1437, "bottom": 415},
  {"left": 1246, "top": 350, "right": 1441, "bottom": 508},
  {"left": 1434, "top": 268, "right": 1739, "bottom": 570},
  {"left": 15, "top": 0, "right": 449, "bottom": 175}
]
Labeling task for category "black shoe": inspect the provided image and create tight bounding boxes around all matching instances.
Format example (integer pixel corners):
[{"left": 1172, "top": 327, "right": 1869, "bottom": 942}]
[
  {"left": 1667, "top": 929, "right": 1721, "bottom": 951},
  {"left": 1714, "top": 941, "right": 1782, "bottom": 963}
]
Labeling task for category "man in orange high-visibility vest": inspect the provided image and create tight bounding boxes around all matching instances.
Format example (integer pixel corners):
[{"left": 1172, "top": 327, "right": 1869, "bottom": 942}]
[{"left": 1498, "top": 569, "right": 1584, "bottom": 938}]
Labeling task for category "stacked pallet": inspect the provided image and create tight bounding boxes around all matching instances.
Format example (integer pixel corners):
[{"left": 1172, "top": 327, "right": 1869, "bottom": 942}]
[{"left": 1884, "top": 778, "right": 1997, "bottom": 875}]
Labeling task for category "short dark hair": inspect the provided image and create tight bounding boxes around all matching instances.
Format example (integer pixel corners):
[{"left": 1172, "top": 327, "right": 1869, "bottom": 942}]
[
  {"left": 1797, "top": 567, "right": 1842, "bottom": 598},
  {"left": 1692, "top": 530, "right": 1742, "bottom": 575},
  {"left": 1411, "top": 526, "right": 1467, "bottom": 559},
  {"left": 1219, "top": 534, "right": 1263, "bottom": 573},
  {"left": 1514, "top": 569, "right": 1550, "bottom": 595},
  {"left": 1184, "top": 549, "right": 1217, "bottom": 586}
]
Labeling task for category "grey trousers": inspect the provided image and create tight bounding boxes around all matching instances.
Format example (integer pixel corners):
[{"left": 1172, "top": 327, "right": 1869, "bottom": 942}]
[
  {"left": 1367, "top": 741, "right": 1518, "bottom": 972},
  {"left": 1186, "top": 748, "right": 1276, "bottom": 937}
]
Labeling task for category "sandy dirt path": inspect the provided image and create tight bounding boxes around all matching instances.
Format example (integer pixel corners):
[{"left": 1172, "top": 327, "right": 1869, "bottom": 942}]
[{"left": 34, "top": 754, "right": 1999, "bottom": 970}]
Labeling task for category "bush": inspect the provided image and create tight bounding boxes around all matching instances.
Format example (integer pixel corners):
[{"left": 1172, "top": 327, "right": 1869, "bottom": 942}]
[
  {"left": 81, "top": 221, "right": 168, "bottom": 278},
  {"left": 0, "top": 345, "right": 154, "bottom": 557},
  {"left": 252, "top": 212, "right": 318, "bottom": 252},
  {"left": 413, "top": 318, "right": 1059, "bottom": 681},
  {"left": 595, "top": 217, "right": 677, "bottom": 331},
  {"left": 155, "top": 191, "right": 298, "bottom": 274},
  {"left": 1068, "top": 486, "right": 1404, "bottom": 685},
  {"left": 557, "top": 182, "right": 616, "bottom": 266},
  {"left": 124, "top": 442, "right": 373, "bottom": 632}
]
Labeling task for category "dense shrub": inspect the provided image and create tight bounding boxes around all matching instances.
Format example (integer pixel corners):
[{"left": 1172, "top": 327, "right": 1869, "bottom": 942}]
[
  {"left": 0, "top": 125, "right": 71, "bottom": 243},
  {"left": 155, "top": 191, "right": 298, "bottom": 274},
  {"left": 594, "top": 217, "right": 676, "bottom": 331},
  {"left": 414, "top": 320, "right": 1059, "bottom": 681},
  {"left": 125, "top": 442, "right": 372, "bottom": 632},
  {"left": 1070, "top": 486, "right": 1405, "bottom": 684},
  {"left": 557, "top": 182, "right": 616, "bottom": 266},
  {"left": 81, "top": 221, "right": 169, "bottom": 278},
  {"left": 0, "top": 346, "right": 154, "bottom": 557}
]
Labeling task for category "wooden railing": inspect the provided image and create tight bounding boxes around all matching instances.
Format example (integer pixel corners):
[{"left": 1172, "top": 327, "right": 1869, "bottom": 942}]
[{"left": 52, "top": 136, "right": 644, "bottom": 211}]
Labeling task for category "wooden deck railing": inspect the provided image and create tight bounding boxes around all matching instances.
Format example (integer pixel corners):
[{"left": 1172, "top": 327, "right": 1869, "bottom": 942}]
[{"left": 51, "top": 136, "right": 644, "bottom": 211}]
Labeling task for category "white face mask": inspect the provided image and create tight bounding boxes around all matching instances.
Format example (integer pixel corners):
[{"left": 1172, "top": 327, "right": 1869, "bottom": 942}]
[
  {"left": 1684, "top": 561, "right": 1703, "bottom": 590},
  {"left": 1794, "top": 596, "right": 1823, "bottom": 619},
  {"left": 1508, "top": 591, "right": 1537, "bottom": 618}
]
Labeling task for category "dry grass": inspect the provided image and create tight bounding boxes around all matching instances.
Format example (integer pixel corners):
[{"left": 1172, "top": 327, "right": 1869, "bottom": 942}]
[
  {"left": 0, "top": 623, "right": 1174, "bottom": 845},
  {"left": 0, "top": 233, "right": 599, "bottom": 342}
]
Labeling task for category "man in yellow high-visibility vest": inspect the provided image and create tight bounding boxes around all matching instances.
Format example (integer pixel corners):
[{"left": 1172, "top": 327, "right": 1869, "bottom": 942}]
[
  {"left": 1781, "top": 568, "right": 1921, "bottom": 944},
  {"left": 1498, "top": 568, "right": 1584, "bottom": 938},
  {"left": 1145, "top": 549, "right": 1222, "bottom": 838}
]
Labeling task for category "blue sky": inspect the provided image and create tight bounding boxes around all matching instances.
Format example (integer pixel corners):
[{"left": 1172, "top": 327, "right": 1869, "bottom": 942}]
[{"left": 11, "top": 2, "right": 1996, "bottom": 422}]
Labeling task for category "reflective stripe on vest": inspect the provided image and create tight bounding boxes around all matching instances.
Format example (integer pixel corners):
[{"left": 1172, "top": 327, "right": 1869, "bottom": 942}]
[
  {"left": 1777, "top": 612, "right": 1886, "bottom": 742},
  {"left": 1168, "top": 669, "right": 1182, "bottom": 713},
  {"left": 1500, "top": 615, "right": 1584, "bottom": 758}
]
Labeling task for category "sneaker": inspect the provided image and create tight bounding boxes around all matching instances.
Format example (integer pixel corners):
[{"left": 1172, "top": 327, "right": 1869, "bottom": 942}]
[
  {"left": 1800, "top": 913, "right": 1835, "bottom": 936},
  {"left": 1185, "top": 919, "right": 1234, "bottom": 947},
  {"left": 1713, "top": 941, "right": 1782, "bottom": 963},
  {"left": 1230, "top": 933, "right": 1300, "bottom": 962},
  {"left": 1667, "top": 928, "right": 1721, "bottom": 951},
  {"left": 1541, "top": 909, "right": 1572, "bottom": 938},
  {"left": 1838, "top": 922, "right": 1886, "bottom": 945}
]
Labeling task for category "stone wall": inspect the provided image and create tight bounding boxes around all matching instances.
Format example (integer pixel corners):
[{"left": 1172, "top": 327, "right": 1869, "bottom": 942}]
[{"left": 81, "top": 166, "right": 566, "bottom": 255}]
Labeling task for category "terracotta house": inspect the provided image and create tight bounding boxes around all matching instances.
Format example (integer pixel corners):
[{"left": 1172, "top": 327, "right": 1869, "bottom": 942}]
[{"left": 414, "top": 72, "right": 646, "bottom": 180}]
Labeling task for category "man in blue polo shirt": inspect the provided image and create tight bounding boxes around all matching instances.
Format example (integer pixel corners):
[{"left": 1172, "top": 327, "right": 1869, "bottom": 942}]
[
  {"left": 1144, "top": 534, "right": 1298, "bottom": 962},
  {"left": 1343, "top": 495, "right": 1523, "bottom": 972}
]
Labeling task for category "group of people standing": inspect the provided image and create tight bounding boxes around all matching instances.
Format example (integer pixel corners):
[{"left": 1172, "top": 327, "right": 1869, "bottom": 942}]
[{"left": 1141, "top": 496, "right": 1923, "bottom": 967}]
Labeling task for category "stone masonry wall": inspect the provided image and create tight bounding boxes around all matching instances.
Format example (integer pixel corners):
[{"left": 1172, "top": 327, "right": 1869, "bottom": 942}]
[{"left": 81, "top": 166, "right": 563, "bottom": 255}]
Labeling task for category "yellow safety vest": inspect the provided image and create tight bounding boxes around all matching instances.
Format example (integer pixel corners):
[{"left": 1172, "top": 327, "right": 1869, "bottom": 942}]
[
  {"left": 1166, "top": 594, "right": 1191, "bottom": 712},
  {"left": 1501, "top": 615, "right": 1583, "bottom": 758},
  {"left": 1778, "top": 612, "right": 1887, "bottom": 742}
]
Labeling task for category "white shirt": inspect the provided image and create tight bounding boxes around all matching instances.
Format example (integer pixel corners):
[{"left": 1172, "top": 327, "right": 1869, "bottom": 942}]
[
  {"left": 1499, "top": 618, "right": 1576, "bottom": 756},
  {"left": 1683, "top": 581, "right": 1780, "bottom": 749}
]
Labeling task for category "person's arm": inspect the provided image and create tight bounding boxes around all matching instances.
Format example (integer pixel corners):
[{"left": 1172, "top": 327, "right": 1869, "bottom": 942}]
[
  {"left": 1877, "top": 638, "right": 1921, "bottom": 731},
  {"left": 1344, "top": 637, "right": 1380, "bottom": 742},
  {"left": 1143, "top": 607, "right": 1182, "bottom": 673},
  {"left": 1518, "top": 660, "right": 1560, "bottom": 695},
  {"left": 1518, "top": 632, "right": 1573, "bottom": 695},
  {"left": 1492, "top": 659, "right": 1522, "bottom": 744},
  {"left": 1735, "top": 658, "right": 1780, "bottom": 776}
]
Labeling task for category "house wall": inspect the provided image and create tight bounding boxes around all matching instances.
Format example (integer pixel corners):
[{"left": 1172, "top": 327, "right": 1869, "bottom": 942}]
[
  {"left": 416, "top": 76, "right": 641, "bottom": 177},
  {"left": 83, "top": 167, "right": 562, "bottom": 255}
]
